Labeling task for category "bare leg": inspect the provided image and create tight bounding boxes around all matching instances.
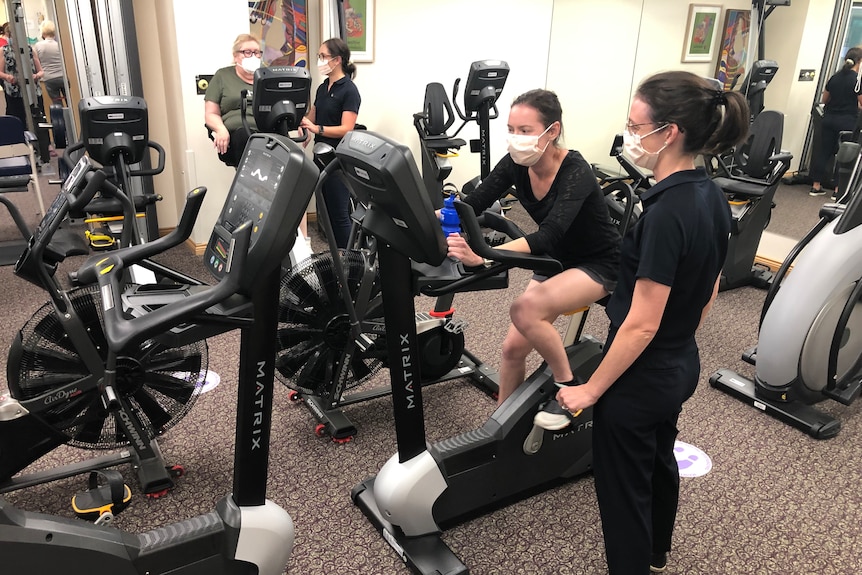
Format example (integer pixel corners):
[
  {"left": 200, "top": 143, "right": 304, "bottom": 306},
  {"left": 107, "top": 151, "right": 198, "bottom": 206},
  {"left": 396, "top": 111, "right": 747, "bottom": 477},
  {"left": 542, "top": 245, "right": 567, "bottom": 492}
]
[
  {"left": 510, "top": 270, "right": 607, "bottom": 385},
  {"left": 498, "top": 322, "right": 534, "bottom": 405}
]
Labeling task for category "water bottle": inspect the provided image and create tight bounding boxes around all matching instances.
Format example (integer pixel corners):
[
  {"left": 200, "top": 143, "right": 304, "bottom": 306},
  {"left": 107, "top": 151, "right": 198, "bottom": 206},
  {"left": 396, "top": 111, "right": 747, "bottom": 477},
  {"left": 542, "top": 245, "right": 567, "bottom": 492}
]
[{"left": 440, "top": 194, "right": 461, "bottom": 236}]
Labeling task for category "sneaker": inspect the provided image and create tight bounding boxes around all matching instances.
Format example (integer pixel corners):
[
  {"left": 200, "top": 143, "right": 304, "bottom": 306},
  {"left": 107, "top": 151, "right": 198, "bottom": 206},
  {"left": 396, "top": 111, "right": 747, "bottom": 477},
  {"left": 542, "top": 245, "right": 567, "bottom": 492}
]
[
  {"left": 650, "top": 552, "right": 667, "bottom": 572},
  {"left": 809, "top": 188, "right": 826, "bottom": 197},
  {"left": 533, "top": 400, "right": 576, "bottom": 431}
]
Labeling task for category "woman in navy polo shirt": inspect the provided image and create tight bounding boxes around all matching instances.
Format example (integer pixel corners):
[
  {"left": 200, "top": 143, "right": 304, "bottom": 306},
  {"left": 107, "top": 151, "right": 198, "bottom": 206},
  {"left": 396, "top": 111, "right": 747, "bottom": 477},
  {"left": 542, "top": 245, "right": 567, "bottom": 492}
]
[
  {"left": 300, "top": 38, "right": 361, "bottom": 248},
  {"left": 549, "top": 71, "right": 749, "bottom": 574}
]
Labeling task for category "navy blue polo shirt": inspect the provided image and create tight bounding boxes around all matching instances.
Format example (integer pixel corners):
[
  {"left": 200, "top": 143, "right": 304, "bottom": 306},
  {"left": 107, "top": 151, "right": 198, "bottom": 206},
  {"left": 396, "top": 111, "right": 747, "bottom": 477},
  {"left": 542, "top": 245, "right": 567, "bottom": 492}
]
[
  {"left": 313, "top": 75, "right": 361, "bottom": 147},
  {"left": 606, "top": 168, "right": 731, "bottom": 350}
]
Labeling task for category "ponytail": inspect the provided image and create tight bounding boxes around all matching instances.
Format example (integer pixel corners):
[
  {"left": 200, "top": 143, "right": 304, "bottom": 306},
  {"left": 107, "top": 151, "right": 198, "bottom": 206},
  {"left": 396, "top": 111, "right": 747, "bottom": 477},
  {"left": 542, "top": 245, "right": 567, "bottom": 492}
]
[{"left": 635, "top": 71, "right": 749, "bottom": 156}]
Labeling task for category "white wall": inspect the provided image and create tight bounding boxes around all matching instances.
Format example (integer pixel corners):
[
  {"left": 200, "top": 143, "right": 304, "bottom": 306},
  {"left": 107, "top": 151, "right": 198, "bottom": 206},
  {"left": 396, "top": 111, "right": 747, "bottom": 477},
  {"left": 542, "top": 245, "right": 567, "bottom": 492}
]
[
  {"left": 135, "top": 0, "right": 839, "bottom": 244},
  {"left": 164, "top": 0, "right": 255, "bottom": 243},
  {"left": 348, "top": 0, "right": 553, "bottom": 190}
]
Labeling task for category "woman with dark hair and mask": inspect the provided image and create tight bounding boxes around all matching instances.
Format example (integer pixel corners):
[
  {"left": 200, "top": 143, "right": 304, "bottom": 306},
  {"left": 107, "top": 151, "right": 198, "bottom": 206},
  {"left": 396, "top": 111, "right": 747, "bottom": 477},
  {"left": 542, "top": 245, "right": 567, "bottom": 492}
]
[
  {"left": 299, "top": 37, "right": 360, "bottom": 248},
  {"left": 446, "top": 88, "right": 620, "bottom": 407},
  {"left": 548, "top": 71, "right": 748, "bottom": 574},
  {"left": 204, "top": 33, "right": 263, "bottom": 166}
]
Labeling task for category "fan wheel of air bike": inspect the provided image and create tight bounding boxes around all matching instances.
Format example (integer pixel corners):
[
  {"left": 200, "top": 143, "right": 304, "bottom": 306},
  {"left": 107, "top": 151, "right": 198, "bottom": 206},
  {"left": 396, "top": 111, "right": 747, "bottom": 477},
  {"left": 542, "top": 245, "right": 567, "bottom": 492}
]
[
  {"left": 6, "top": 285, "right": 207, "bottom": 449},
  {"left": 276, "top": 250, "right": 386, "bottom": 396}
]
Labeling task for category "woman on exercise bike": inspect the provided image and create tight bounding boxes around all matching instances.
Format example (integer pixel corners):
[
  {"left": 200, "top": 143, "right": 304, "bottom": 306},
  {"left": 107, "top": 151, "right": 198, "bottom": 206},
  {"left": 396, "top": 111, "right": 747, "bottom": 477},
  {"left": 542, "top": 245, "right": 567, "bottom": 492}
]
[
  {"left": 204, "top": 33, "right": 262, "bottom": 167},
  {"left": 445, "top": 88, "right": 620, "bottom": 405},
  {"left": 548, "top": 71, "right": 748, "bottom": 575}
]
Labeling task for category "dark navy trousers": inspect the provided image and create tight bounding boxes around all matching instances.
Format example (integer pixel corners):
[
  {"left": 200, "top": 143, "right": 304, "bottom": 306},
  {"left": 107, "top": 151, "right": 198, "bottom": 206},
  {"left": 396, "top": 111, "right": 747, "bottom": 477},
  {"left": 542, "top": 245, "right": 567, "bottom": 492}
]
[{"left": 592, "top": 342, "right": 701, "bottom": 574}]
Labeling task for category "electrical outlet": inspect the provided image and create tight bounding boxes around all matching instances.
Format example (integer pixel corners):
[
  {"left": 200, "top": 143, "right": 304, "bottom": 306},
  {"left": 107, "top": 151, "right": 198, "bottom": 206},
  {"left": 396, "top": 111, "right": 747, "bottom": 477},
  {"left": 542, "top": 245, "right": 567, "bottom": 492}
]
[{"left": 798, "top": 69, "right": 816, "bottom": 82}]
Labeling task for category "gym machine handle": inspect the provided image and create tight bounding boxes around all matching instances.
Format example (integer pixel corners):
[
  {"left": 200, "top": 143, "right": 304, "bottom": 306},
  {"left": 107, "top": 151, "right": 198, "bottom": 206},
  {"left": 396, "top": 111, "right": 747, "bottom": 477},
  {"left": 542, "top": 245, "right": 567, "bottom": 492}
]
[
  {"left": 75, "top": 187, "right": 208, "bottom": 286},
  {"left": 93, "top": 218, "right": 252, "bottom": 353},
  {"left": 60, "top": 140, "right": 166, "bottom": 178},
  {"left": 420, "top": 200, "right": 561, "bottom": 297},
  {"left": 455, "top": 200, "right": 560, "bottom": 273}
]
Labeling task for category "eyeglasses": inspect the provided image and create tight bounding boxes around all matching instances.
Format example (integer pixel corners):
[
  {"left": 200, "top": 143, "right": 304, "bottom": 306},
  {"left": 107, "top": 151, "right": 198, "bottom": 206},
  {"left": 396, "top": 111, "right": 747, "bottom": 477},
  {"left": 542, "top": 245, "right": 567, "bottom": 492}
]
[
  {"left": 317, "top": 53, "right": 337, "bottom": 61},
  {"left": 237, "top": 49, "right": 262, "bottom": 58},
  {"left": 625, "top": 121, "right": 658, "bottom": 133}
]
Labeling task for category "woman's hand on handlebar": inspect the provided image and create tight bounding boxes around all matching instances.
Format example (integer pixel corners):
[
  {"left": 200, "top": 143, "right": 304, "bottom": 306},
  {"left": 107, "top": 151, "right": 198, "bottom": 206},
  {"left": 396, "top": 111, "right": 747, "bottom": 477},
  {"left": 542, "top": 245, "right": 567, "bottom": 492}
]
[
  {"left": 446, "top": 233, "right": 484, "bottom": 267},
  {"left": 212, "top": 125, "right": 230, "bottom": 155}
]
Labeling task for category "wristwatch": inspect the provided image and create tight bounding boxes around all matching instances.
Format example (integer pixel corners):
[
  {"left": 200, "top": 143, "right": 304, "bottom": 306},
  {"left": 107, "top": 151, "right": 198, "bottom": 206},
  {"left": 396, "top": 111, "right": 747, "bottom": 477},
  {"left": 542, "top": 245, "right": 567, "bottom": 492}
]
[{"left": 318, "top": 125, "right": 324, "bottom": 135}]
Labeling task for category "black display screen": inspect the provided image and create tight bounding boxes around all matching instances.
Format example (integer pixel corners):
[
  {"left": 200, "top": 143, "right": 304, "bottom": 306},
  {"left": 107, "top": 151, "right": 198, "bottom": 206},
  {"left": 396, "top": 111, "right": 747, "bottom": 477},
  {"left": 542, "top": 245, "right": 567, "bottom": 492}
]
[{"left": 237, "top": 146, "right": 285, "bottom": 202}]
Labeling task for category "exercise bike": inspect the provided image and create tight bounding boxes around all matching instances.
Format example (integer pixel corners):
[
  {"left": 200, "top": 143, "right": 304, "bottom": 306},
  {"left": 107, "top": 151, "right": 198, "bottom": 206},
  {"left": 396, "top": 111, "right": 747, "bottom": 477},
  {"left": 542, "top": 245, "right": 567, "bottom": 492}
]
[
  {"left": 0, "top": 129, "right": 318, "bottom": 574},
  {"left": 275, "top": 62, "right": 513, "bottom": 442},
  {"left": 710, "top": 145, "right": 862, "bottom": 439},
  {"left": 315, "top": 130, "right": 631, "bottom": 575},
  {"left": 0, "top": 155, "right": 190, "bottom": 497},
  {"left": 0, "top": 96, "right": 201, "bottom": 497}
]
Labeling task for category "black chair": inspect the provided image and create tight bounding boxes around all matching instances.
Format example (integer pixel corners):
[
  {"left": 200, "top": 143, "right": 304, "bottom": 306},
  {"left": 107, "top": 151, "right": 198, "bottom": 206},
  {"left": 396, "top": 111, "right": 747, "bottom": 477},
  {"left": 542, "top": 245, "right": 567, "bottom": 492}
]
[
  {"left": 712, "top": 110, "right": 792, "bottom": 290},
  {"left": 0, "top": 115, "right": 46, "bottom": 265}
]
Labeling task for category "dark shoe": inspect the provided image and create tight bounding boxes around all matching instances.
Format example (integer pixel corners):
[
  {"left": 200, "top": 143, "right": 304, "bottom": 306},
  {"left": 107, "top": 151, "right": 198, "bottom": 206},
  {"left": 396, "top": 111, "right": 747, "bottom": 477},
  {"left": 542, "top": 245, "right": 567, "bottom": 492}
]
[
  {"left": 809, "top": 187, "right": 826, "bottom": 197},
  {"left": 533, "top": 400, "right": 577, "bottom": 430},
  {"left": 650, "top": 552, "right": 667, "bottom": 572}
]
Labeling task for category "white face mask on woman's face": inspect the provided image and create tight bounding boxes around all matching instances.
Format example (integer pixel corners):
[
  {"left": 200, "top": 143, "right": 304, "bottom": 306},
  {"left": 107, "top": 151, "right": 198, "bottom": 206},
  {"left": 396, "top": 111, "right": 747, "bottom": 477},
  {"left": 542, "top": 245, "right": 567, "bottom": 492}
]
[
  {"left": 506, "top": 123, "right": 554, "bottom": 167},
  {"left": 241, "top": 56, "right": 261, "bottom": 73},
  {"left": 317, "top": 59, "right": 333, "bottom": 76},
  {"left": 622, "top": 124, "right": 668, "bottom": 170}
]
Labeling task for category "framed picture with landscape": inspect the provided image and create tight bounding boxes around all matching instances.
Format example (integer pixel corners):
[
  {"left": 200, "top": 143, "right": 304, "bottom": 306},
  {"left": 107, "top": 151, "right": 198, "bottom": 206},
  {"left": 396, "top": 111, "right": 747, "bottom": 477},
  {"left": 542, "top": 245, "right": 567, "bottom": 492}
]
[{"left": 682, "top": 4, "right": 722, "bottom": 63}]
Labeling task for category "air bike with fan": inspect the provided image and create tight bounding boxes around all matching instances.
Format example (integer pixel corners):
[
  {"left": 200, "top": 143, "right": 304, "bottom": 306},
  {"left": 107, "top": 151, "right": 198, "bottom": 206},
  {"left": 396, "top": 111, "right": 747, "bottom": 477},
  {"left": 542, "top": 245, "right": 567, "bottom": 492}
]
[
  {"left": 0, "top": 125, "right": 317, "bottom": 574},
  {"left": 0, "top": 67, "right": 314, "bottom": 498},
  {"left": 0, "top": 98, "right": 190, "bottom": 498},
  {"left": 275, "top": 61, "right": 516, "bottom": 442}
]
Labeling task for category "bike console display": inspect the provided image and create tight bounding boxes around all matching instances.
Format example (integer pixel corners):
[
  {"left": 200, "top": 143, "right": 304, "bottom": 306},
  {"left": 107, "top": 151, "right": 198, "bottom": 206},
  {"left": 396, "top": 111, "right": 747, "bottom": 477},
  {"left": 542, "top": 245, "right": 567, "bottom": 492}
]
[
  {"left": 462, "top": 60, "right": 509, "bottom": 114},
  {"left": 335, "top": 130, "right": 447, "bottom": 266},
  {"left": 78, "top": 96, "right": 149, "bottom": 165},
  {"left": 205, "top": 133, "right": 318, "bottom": 284},
  {"left": 251, "top": 66, "right": 312, "bottom": 134}
]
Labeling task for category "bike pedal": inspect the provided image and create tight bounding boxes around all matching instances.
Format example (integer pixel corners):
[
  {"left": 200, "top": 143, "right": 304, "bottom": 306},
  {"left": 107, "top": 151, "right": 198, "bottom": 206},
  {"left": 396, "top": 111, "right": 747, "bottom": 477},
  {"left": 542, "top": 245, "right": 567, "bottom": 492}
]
[{"left": 71, "top": 469, "right": 132, "bottom": 521}]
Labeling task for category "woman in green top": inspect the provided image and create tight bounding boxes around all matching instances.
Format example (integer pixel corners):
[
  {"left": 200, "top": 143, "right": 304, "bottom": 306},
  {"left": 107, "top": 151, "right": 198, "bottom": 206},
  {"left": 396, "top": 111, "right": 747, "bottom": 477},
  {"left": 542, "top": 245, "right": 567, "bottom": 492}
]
[{"left": 204, "top": 34, "right": 262, "bottom": 166}]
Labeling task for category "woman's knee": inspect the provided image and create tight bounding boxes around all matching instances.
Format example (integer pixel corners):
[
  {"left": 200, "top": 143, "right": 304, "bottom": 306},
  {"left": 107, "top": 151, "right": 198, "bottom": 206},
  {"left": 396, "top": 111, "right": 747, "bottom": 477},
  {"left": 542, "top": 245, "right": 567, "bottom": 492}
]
[{"left": 501, "top": 329, "right": 532, "bottom": 363}]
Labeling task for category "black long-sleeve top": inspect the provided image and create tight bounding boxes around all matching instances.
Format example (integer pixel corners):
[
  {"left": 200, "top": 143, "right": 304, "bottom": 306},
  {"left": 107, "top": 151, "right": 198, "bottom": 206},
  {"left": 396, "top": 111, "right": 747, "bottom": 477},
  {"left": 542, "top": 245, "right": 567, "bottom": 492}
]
[{"left": 461, "top": 150, "right": 620, "bottom": 273}]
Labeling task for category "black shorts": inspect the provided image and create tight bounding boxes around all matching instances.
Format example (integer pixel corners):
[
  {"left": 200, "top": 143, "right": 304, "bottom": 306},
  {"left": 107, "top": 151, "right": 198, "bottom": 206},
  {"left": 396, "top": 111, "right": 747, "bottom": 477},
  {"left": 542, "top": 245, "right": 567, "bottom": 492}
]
[{"left": 532, "top": 262, "right": 617, "bottom": 294}]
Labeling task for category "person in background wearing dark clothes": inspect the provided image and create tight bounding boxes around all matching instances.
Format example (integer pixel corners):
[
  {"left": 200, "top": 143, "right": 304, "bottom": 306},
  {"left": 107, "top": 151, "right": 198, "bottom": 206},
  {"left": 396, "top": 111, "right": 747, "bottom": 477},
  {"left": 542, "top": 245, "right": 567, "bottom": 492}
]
[
  {"left": 446, "top": 89, "right": 620, "bottom": 407},
  {"left": 546, "top": 71, "right": 748, "bottom": 574},
  {"left": 810, "top": 46, "right": 862, "bottom": 198},
  {"left": 300, "top": 37, "right": 360, "bottom": 248}
]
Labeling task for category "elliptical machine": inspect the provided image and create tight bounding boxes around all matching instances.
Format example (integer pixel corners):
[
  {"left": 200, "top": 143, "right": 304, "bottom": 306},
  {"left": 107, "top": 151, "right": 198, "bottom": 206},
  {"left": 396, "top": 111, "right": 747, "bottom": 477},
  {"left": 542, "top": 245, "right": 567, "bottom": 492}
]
[
  {"left": 325, "top": 130, "right": 611, "bottom": 575},
  {"left": 710, "top": 147, "right": 862, "bottom": 439},
  {"left": 0, "top": 130, "right": 318, "bottom": 574}
]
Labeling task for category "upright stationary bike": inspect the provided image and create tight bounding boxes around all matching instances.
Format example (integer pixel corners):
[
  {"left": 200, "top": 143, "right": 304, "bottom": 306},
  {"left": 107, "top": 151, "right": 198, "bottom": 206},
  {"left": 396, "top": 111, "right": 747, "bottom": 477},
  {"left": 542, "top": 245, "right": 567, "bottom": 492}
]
[{"left": 323, "top": 130, "right": 619, "bottom": 575}]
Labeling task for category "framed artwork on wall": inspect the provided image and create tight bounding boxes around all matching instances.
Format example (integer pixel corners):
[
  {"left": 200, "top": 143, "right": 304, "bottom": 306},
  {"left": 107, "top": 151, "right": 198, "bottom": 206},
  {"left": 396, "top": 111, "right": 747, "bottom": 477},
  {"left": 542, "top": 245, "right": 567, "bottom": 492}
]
[
  {"left": 715, "top": 8, "right": 752, "bottom": 91},
  {"left": 249, "top": 0, "right": 310, "bottom": 67},
  {"left": 344, "top": 0, "right": 374, "bottom": 63},
  {"left": 681, "top": 4, "right": 722, "bottom": 63}
]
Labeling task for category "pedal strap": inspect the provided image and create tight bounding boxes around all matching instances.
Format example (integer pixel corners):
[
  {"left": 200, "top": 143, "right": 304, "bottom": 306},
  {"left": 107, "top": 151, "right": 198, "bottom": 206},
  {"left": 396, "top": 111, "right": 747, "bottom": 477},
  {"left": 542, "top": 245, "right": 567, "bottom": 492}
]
[{"left": 71, "top": 469, "right": 132, "bottom": 521}]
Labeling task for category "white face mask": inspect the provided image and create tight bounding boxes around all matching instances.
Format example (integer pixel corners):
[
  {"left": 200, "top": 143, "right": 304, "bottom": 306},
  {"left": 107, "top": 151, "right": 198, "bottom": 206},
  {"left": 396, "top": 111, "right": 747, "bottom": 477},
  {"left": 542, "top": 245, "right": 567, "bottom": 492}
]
[
  {"left": 317, "top": 58, "right": 333, "bottom": 76},
  {"left": 622, "top": 124, "right": 668, "bottom": 170},
  {"left": 506, "top": 123, "right": 554, "bottom": 167},
  {"left": 241, "top": 56, "right": 261, "bottom": 73}
]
